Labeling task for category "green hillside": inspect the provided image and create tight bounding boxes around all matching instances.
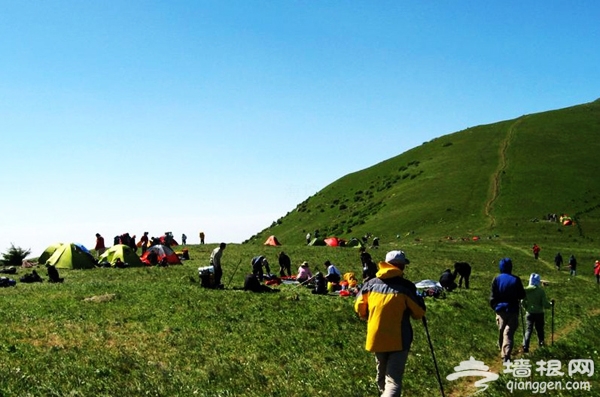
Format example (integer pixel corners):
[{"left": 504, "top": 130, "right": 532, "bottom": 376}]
[{"left": 247, "top": 99, "right": 600, "bottom": 247}]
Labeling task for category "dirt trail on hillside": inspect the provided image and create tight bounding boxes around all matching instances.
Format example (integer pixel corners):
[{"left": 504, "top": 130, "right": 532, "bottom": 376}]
[{"left": 484, "top": 118, "right": 525, "bottom": 228}]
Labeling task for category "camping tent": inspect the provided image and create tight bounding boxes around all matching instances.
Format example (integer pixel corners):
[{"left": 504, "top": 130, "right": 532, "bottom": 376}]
[
  {"left": 98, "top": 244, "right": 144, "bottom": 267},
  {"left": 346, "top": 238, "right": 364, "bottom": 248},
  {"left": 38, "top": 242, "right": 64, "bottom": 265},
  {"left": 264, "top": 235, "right": 281, "bottom": 246},
  {"left": 45, "top": 243, "right": 97, "bottom": 269},
  {"left": 324, "top": 237, "right": 340, "bottom": 247},
  {"left": 309, "top": 237, "right": 326, "bottom": 246},
  {"left": 140, "top": 244, "right": 181, "bottom": 265}
]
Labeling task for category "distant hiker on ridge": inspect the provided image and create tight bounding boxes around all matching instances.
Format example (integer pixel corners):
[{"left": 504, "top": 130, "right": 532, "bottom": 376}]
[
  {"left": 554, "top": 252, "right": 563, "bottom": 271},
  {"left": 532, "top": 244, "right": 541, "bottom": 260}
]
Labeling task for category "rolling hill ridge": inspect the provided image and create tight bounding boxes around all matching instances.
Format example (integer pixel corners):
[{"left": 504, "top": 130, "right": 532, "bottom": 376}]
[{"left": 247, "top": 99, "right": 600, "bottom": 246}]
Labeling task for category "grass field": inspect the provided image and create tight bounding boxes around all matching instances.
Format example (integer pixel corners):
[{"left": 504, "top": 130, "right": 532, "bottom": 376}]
[{"left": 1, "top": 239, "right": 598, "bottom": 396}]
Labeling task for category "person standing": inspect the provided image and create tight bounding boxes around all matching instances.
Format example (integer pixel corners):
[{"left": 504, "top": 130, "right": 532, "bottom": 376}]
[
  {"left": 306, "top": 232, "right": 311, "bottom": 245},
  {"left": 532, "top": 244, "right": 541, "bottom": 260},
  {"left": 490, "top": 258, "right": 526, "bottom": 362},
  {"left": 199, "top": 231, "right": 205, "bottom": 245},
  {"left": 182, "top": 233, "right": 187, "bottom": 245},
  {"left": 354, "top": 250, "right": 426, "bottom": 396},
  {"left": 568, "top": 255, "right": 577, "bottom": 277},
  {"left": 94, "top": 233, "right": 106, "bottom": 258},
  {"left": 210, "top": 243, "right": 226, "bottom": 287},
  {"left": 140, "top": 232, "right": 149, "bottom": 254},
  {"left": 453, "top": 262, "right": 472, "bottom": 289},
  {"left": 554, "top": 252, "right": 563, "bottom": 271},
  {"left": 278, "top": 251, "right": 292, "bottom": 277},
  {"left": 360, "top": 247, "right": 377, "bottom": 282},
  {"left": 522, "top": 273, "right": 553, "bottom": 352},
  {"left": 594, "top": 260, "right": 600, "bottom": 285},
  {"left": 251, "top": 255, "right": 271, "bottom": 282}
]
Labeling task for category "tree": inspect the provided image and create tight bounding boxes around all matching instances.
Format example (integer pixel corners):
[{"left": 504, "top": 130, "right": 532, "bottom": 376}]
[{"left": 1, "top": 244, "right": 31, "bottom": 266}]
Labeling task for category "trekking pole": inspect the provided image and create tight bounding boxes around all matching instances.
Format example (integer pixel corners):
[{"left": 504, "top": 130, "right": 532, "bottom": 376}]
[
  {"left": 226, "top": 259, "right": 243, "bottom": 289},
  {"left": 520, "top": 302, "right": 526, "bottom": 342},
  {"left": 551, "top": 300, "right": 555, "bottom": 346},
  {"left": 422, "top": 317, "right": 446, "bottom": 397},
  {"left": 294, "top": 274, "right": 317, "bottom": 289}
]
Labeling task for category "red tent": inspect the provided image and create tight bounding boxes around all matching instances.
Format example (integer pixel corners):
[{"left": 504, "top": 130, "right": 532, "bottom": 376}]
[
  {"left": 140, "top": 244, "right": 181, "bottom": 265},
  {"left": 264, "top": 235, "right": 281, "bottom": 246},
  {"left": 324, "top": 237, "right": 339, "bottom": 247}
]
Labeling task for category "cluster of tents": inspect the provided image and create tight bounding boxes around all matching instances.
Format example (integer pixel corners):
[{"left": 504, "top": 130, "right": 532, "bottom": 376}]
[
  {"left": 263, "top": 235, "right": 367, "bottom": 248},
  {"left": 37, "top": 242, "right": 181, "bottom": 269}
]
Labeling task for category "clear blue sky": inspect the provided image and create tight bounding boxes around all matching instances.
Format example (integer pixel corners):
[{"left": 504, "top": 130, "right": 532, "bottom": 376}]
[{"left": 1, "top": 1, "right": 599, "bottom": 257}]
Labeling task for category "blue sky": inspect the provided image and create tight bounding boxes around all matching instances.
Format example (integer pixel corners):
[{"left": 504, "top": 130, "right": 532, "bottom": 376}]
[{"left": 1, "top": 1, "right": 599, "bottom": 257}]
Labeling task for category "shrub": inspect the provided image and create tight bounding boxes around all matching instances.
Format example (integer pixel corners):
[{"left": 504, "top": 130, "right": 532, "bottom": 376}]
[{"left": 1, "top": 244, "right": 31, "bottom": 266}]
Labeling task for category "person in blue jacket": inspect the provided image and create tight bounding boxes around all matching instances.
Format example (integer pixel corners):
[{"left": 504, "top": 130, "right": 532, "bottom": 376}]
[{"left": 490, "top": 258, "right": 526, "bottom": 362}]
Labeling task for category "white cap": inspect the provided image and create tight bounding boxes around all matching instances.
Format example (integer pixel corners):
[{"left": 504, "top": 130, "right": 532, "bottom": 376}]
[{"left": 385, "top": 250, "right": 410, "bottom": 266}]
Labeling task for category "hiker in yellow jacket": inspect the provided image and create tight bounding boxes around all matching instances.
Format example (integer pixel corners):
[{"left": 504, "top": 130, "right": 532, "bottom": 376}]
[{"left": 355, "top": 250, "right": 426, "bottom": 397}]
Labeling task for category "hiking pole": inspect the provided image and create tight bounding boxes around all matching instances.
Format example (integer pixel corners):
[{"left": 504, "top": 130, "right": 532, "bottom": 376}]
[
  {"left": 520, "top": 302, "right": 526, "bottom": 343},
  {"left": 551, "top": 300, "right": 555, "bottom": 346},
  {"left": 294, "top": 274, "right": 317, "bottom": 289},
  {"left": 422, "top": 317, "right": 446, "bottom": 397},
  {"left": 226, "top": 259, "right": 243, "bottom": 289}
]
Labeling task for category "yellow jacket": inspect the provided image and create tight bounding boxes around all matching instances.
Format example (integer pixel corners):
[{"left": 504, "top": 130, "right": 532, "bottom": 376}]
[{"left": 354, "top": 262, "right": 426, "bottom": 352}]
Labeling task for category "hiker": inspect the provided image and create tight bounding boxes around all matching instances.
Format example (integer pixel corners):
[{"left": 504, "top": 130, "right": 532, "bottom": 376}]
[
  {"left": 140, "top": 232, "right": 149, "bottom": 253},
  {"left": 532, "top": 244, "right": 541, "bottom": 260},
  {"left": 312, "top": 272, "right": 327, "bottom": 294},
  {"left": 360, "top": 248, "right": 378, "bottom": 282},
  {"left": 595, "top": 260, "right": 600, "bottom": 285},
  {"left": 181, "top": 233, "right": 187, "bottom": 245},
  {"left": 371, "top": 236, "right": 380, "bottom": 249},
  {"left": 47, "top": 264, "right": 64, "bottom": 283},
  {"left": 490, "top": 257, "right": 526, "bottom": 362},
  {"left": 129, "top": 235, "right": 137, "bottom": 253},
  {"left": 522, "top": 273, "right": 553, "bottom": 352},
  {"left": 113, "top": 235, "right": 120, "bottom": 245},
  {"left": 554, "top": 252, "right": 563, "bottom": 271},
  {"left": 209, "top": 243, "right": 226, "bottom": 287},
  {"left": 164, "top": 232, "right": 174, "bottom": 247},
  {"left": 278, "top": 251, "right": 292, "bottom": 277},
  {"left": 251, "top": 256, "right": 271, "bottom": 281},
  {"left": 439, "top": 269, "right": 457, "bottom": 291},
  {"left": 453, "top": 262, "right": 472, "bottom": 289},
  {"left": 244, "top": 273, "right": 278, "bottom": 293},
  {"left": 199, "top": 231, "right": 205, "bottom": 244},
  {"left": 147, "top": 250, "right": 159, "bottom": 266},
  {"left": 354, "top": 250, "right": 426, "bottom": 396},
  {"left": 306, "top": 232, "right": 311, "bottom": 245},
  {"left": 568, "top": 255, "right": 577, "bottom": 277},
  {"left": 95, "top": 233, "right": 106, "bottom": 257},
  {"left": 296, "top": 261, "right": 313, "bottom": 283},
  {"left": 150, "top": 236, "right": 161, "bottom": 246},
  {"left": 324, "top": 260, "right": 342, "bottom": 283}
]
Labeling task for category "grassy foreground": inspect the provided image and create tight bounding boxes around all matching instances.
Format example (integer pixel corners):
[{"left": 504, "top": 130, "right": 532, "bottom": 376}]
[{"left": 1, "top": 241, "right": 598, "bottom": 396}]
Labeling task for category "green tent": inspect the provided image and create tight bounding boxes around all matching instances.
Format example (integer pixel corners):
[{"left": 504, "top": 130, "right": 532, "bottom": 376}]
[
  {"left": 346, "top": 238, "right": 364, "bottom": 248},
  {"left": 38, "top": 242, "right": 64, "bottom": 265},
  {"left": 98, "top": 244, "right": 144, "bottom": 267},
  {"left": 45, "top": 243, "right": 97, "bottom": 269},
  {"left": 309, "top": 237, "right": 326, "bottom": 246}
]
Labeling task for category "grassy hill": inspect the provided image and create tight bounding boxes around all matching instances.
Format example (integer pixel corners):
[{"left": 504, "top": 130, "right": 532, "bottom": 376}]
[{"left": 247, "top": 99, "right": 600, "bottom": 247}]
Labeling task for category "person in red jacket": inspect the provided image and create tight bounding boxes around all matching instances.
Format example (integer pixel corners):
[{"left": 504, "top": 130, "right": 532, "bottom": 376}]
[
  {"left": 594, "top": 260, "right": 600, "bottom": 284},
  {"left": 94, "top": 233, "right": 106, "bottom": 257},
  {"left": 355, "top": 250, "right": 426, "bottom": 396},
  {"left": 532, "top": 244, "right": 541, "bottom": 260}
]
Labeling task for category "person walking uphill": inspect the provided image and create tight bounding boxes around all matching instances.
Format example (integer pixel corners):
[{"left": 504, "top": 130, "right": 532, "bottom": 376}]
[
  {"left": 209, "top": 243, "right": 226, "bottom": 288},
  {"left": 355, "top": 250, "right": 426, "bottom": 397},
  {"left": 490, "top": 258, "right": 526, "bottom": 362},
  {"left": 94, "top": 233, "right": 106, "bottom": 258},
  {"left": 522, "top": 273, "right": 553, "bottom": 352},
  {"left": 532, "top": 244, "right": 541, "bottom": 260}
]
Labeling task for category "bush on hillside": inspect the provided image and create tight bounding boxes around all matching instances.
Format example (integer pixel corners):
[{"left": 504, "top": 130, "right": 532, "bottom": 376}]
[{"left": 1, "top": 244, "right": 31, "bottom": 266}]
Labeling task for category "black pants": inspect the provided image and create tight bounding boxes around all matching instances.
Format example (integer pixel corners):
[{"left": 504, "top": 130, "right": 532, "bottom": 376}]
[
  {"left": 457, "top": 269, "right": 471, "bottom": 289},
  {"left": 214, "top": 265, "right": 223, "bottom": 286},
  {"left": 523, "top": 312, "right": 545, "bottom": 349}
]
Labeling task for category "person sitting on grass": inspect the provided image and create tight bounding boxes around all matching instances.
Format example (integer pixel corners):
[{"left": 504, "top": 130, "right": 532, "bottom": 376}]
[
  {"left": 439, "top": 268, "right": 457, "bottom": 291},
  {"left": 296, "top": 262, "right": 313, "bottom": 283},
  {"left": 324, "top": 260, "right": 342, "bottom": 283}
]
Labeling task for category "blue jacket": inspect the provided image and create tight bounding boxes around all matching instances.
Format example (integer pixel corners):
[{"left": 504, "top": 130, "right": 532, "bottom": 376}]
[{"left": 490, "top": 258, "right": 526, "bottom": 313}]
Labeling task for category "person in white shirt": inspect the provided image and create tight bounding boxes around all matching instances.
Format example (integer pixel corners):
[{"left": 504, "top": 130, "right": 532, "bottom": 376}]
[
  {"left": 324, "top": 260, "right": 342, "bottom": 283},
  {"left": 210, "top": 242, "right": 226, "bottom": 287}
]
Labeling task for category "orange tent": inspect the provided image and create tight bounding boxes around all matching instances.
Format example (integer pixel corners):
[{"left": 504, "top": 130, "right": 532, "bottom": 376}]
[
  {"left": 264, "top": 235, "right": 281, "bottom": 246},
  {"left": 324, "top": 237, "right": 339, "bottom": 247}
]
